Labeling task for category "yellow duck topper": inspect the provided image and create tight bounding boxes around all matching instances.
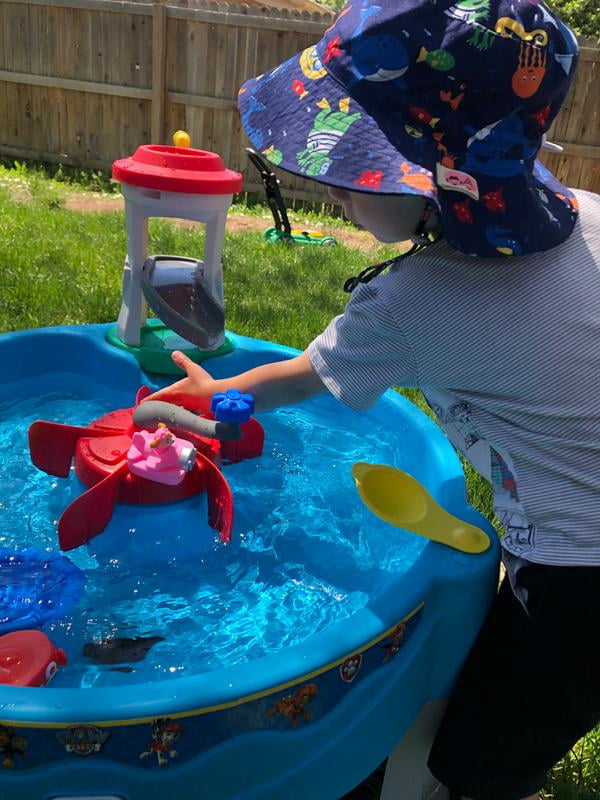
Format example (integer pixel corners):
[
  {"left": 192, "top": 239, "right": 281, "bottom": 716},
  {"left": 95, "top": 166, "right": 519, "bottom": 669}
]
[{"left": 172, "top": 130, "right": 191, "bottom": 148}]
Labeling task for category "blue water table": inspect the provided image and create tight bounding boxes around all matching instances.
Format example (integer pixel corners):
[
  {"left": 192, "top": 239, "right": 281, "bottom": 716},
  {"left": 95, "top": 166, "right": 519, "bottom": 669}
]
[{"left": 0, "top": 137, "right": 500, "bottom": 800}]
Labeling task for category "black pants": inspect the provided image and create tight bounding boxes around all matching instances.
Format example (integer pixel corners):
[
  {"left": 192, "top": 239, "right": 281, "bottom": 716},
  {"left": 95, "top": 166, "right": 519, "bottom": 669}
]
[{"left": 428, "top": 563, "right": 600, "bottom": 800}]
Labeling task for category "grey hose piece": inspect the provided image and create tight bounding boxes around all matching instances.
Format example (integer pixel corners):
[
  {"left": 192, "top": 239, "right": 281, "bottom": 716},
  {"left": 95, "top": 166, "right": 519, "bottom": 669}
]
[{"left": 133, "top": 401, "right": 242, "bottom": 442}]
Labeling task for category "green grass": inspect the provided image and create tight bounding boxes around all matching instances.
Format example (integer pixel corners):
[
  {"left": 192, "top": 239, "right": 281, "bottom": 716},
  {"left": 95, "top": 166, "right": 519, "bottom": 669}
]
[
  {"left": 0, "top": 156, "right": 118, "bottom": 195},
  {"left": 0, "top": 169, "right": 598, "bottom": 800},
  {"left": 0, "top": 191, "right": 394, "bottom": 339}
]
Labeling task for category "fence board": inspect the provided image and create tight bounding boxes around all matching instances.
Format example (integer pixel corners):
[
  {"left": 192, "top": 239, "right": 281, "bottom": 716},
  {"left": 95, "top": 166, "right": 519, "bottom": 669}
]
[
  {"left": 151, "top": 0, "right": 167, "bottom": 141},
  {"left": 0, "top": 0, "right": 597, "bottom": 202},
  {"left": 541, "top": 41, "right": 599, "bottom": 191}
]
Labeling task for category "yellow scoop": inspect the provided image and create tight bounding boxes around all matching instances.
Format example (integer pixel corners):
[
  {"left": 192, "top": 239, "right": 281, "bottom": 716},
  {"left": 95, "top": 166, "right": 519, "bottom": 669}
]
[{"left": 352, "top": 462, "right": 490, "bottom": 554}]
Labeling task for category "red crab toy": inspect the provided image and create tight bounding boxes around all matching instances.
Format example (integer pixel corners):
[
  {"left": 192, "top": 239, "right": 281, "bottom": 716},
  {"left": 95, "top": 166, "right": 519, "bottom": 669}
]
[{"left": 28, "top": 387, "right": 264, "bottom": 551}]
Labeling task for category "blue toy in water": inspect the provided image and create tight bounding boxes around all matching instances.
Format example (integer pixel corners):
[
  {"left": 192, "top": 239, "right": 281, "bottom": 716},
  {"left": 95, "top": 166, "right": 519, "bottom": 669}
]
[{"left": 0, "top": 548, "right": 85, "bottom": 634}]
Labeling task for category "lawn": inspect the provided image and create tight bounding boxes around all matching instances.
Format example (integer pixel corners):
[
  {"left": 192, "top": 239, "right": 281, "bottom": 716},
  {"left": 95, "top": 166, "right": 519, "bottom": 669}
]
[{"left": 0, "top": 161, "right": 598, "bottom": 800}]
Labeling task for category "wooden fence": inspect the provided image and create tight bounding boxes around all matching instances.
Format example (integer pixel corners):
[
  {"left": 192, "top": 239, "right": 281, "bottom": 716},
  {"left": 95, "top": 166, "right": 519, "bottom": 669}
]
[
  {"left": 0, "top": 0, "right": 598, "bottom": 203},
  {"left": 542, "top": 35, "right": 600, "bottom": 194}
]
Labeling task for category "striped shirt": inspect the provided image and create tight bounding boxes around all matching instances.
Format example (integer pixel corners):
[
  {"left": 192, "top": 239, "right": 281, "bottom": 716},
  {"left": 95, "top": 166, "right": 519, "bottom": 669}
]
[{"left": 308, "top": 189, "right": 600, "bottom": 566}]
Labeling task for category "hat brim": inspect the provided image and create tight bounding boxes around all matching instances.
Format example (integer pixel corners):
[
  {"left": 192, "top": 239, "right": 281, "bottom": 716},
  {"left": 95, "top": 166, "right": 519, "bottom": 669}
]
[{"left": 238, "top": 46, "right": 438, "bottom": 199}]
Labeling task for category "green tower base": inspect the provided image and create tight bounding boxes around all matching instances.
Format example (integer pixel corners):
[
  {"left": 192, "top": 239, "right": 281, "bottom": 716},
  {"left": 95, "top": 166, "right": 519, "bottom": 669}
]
[{"left": 106, "top": 319, "right": 234, "bottom": 375}]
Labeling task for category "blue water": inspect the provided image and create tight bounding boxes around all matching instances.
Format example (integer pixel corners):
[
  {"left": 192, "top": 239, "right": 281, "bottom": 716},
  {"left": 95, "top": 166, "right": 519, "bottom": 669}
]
[{"left": 0, "top": 379, "right": 425, "bottom": 688}]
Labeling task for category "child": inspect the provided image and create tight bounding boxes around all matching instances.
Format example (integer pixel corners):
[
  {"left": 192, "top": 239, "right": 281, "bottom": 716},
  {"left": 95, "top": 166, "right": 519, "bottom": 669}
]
[{"left": 146, "top": 1, "right": 600, "bottom": 798}]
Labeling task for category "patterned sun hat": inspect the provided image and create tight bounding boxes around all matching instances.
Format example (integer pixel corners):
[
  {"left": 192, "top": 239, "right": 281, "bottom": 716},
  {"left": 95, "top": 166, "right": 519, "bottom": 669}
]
[{"left": 238, "top": 0, "right": 580, "bottom": 258}]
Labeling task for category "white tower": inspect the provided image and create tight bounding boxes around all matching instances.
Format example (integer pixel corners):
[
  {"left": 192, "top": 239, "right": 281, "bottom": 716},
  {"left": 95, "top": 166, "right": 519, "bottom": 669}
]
[{"left": 108, "top": 136, "right": 242, "bottom": 374}]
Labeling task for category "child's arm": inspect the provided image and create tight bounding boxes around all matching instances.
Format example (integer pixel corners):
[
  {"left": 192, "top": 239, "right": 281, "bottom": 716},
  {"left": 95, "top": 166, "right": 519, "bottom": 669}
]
[{"left": 144, "top": 350, "right": 328, "bottom": 413}]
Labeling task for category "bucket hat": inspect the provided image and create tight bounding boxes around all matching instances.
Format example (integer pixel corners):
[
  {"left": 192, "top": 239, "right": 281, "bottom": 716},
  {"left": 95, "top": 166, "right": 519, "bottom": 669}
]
[{"left": 238, "top": 0, "right": 580, "bottom": 258}]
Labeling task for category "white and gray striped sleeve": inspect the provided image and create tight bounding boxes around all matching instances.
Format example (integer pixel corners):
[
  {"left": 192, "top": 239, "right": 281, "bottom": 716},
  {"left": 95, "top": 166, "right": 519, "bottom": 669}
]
[{"left": 307, "top": 281, "right": 418, "bottom": 411}]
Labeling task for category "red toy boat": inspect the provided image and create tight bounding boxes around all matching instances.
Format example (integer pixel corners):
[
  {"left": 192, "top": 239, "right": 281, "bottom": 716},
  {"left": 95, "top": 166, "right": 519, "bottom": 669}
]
[
  {"left": 0, "top": 630, "right": 68, "bottom": 687},
  {"left": 28, "top": 387, "right": 264, "bottom": 552}
]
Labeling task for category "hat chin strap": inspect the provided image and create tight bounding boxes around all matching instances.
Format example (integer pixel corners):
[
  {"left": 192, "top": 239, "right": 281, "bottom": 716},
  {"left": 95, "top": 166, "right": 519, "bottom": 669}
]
[
  {"left": 410, "top": 202, "right": 442, "bottom": 246},
  {"left": 343, "top": 205, "right": 442, "bottom": 294}
]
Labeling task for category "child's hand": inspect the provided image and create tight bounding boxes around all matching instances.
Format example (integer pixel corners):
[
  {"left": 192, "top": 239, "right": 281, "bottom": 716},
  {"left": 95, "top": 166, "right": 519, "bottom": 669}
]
[
  {"left": 143, "top": 351, "right": 215, "bottom": 412},
  {"left": 144, "top": 349, "right": 326, "bottom": 414}
]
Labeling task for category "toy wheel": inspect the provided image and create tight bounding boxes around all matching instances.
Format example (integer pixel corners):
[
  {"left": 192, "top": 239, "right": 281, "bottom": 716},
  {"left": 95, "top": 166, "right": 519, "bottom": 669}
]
[{"left": 322, "top": 239, "right": 337, "bottom": 247}]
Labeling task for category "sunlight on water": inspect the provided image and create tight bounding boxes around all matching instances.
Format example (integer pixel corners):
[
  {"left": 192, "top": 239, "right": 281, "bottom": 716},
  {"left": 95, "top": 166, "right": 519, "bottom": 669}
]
[{"left": 0, "top": 380, "right": 425, "bottom": 688}]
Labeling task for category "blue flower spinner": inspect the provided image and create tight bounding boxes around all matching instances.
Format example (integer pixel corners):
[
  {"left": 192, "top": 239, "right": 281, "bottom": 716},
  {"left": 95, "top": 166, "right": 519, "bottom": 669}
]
[{"left": 210, "top": 389, "right": 255, "bottom": 424}]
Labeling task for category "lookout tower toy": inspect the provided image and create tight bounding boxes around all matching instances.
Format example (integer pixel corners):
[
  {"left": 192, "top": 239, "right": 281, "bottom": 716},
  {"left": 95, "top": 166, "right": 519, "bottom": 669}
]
[{"left": 107, "top": 133, "right": 243, "bottom": 374}]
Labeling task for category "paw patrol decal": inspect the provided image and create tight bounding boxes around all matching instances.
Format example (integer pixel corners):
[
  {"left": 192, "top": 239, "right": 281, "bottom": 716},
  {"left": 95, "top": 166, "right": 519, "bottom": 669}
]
[
  {"left": 56, "top": 725, "right": 110, "bottom": 756},
  {"left": 0, "top": 725, "right": 27, "bottom": 768},
  {"left": 381, "top": 623, "right": 406, "bottom": 662},
  {"left": 139, "top": 718, "right": 183, "bottom": 767},
  {"left": 267, "top": 683, "right": 319, "bottom": 728},
  {"left": 340, "top": 654, "right": 363, "bottom": 682}
]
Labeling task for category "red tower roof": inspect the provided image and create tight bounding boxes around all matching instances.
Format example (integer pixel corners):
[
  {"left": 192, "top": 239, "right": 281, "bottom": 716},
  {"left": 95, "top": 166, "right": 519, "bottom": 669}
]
[{"left": 112, "top": 145, "right": 243, "bottom": 195}]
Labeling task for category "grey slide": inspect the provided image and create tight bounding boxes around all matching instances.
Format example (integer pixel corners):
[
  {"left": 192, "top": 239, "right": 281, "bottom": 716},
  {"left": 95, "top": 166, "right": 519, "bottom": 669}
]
[{"left": 141, "top": 255, "right": 225, "bottom": 350}]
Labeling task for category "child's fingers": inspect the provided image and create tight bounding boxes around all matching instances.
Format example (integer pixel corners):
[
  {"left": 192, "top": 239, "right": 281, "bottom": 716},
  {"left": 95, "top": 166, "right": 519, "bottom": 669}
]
[
  {"left": 142, "top": 379, "right": 188, "bottom": 403},
  {"left": 171, "top": 350, "right": 193, "bottom": 373},
  {"left": 142, "top": 382, "right": 210, "bottom": 412},
  {"left": 171, "top": 351, "right": 211, "bottom": 382}
]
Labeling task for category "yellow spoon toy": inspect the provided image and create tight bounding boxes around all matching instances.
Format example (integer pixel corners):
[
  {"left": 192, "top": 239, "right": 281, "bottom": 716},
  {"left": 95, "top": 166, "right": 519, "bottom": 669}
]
[{"left": 352, "top": 462, "right": 491, "bottom": 554}]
